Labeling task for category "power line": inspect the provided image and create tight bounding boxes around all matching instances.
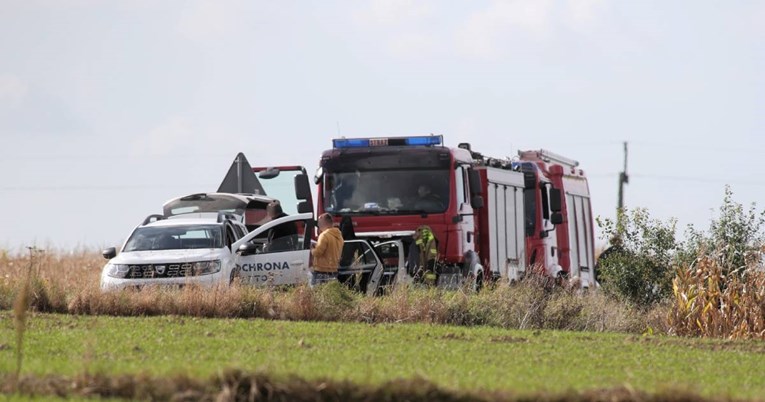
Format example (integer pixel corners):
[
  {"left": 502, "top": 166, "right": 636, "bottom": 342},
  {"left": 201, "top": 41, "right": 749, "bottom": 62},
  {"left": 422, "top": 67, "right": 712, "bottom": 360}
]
[
  {"left": 629, "top": 141, "right": 763, "bottom": 154},
  {"left": 0, "top": 153, "right": 234, "bottom": 161},
  {"left": 631, "top": 174, "right": 765, "bottom": 187},
  {"left": 0, "top": 184, "right": 217, "bottom": 192}
]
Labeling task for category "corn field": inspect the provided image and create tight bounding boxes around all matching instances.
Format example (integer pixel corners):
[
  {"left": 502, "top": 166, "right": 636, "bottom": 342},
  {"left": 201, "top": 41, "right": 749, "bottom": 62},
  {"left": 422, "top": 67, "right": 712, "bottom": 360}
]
[{"left": 668, "top": 251, "right": 765, "bottom": 339}]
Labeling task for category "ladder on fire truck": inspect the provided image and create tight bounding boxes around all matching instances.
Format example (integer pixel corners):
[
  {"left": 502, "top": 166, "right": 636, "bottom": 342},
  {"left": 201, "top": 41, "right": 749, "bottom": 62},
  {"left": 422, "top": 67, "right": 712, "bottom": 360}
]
[{"left": 518, "top": 149, "right": 579, "bottom": 169}]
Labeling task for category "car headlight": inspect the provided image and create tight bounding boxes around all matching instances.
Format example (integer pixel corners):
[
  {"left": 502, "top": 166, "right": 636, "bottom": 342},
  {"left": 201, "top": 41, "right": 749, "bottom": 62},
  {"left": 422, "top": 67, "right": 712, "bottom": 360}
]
[
  {"left": 192, "top": 260, "right": 221, "bottom": 276},
  {"left": 106, "top": 263, "right": 130, "bottom": 278}
]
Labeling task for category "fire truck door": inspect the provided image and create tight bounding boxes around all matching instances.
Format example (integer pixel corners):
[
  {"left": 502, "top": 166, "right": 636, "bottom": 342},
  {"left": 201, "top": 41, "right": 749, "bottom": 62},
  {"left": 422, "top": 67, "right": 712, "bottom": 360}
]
[{"left": 457, "top": 166, "right": 475, "bottom": 256}]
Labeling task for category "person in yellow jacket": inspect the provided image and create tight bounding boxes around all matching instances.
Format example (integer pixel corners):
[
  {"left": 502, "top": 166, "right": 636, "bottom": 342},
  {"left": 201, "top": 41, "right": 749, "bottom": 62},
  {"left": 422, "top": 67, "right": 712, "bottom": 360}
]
[
  {"left": 310, "top": 213, "right": 344, "bottom": 287},
  {"left": 413, "top": 225, "right": 438, "bottom": 285}
]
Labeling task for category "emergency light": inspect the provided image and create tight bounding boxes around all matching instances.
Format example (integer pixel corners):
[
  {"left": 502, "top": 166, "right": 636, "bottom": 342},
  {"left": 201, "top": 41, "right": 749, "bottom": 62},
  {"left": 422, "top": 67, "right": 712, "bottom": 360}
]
[{"left": 333, "top": 135, "right": 443, "bottom": 149}]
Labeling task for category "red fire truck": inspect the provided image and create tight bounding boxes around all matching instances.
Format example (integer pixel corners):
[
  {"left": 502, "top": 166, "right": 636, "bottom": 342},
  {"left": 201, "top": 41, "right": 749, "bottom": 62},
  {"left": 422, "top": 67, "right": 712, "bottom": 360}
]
[{"left": 314, "top": 135, "right": 597, "bottom": 289}]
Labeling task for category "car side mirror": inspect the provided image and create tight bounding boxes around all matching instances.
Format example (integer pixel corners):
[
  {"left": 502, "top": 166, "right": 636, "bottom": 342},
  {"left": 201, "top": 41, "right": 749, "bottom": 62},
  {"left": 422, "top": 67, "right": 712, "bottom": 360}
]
[
  {"left": 551, "top": 212, "right": 563, "bottom": 225},
  {"left": 237, "top": 243, "right": 260, "bottom": 256},
  {"left": 102, "top": 247, "right": 117, "bottom": 260}
]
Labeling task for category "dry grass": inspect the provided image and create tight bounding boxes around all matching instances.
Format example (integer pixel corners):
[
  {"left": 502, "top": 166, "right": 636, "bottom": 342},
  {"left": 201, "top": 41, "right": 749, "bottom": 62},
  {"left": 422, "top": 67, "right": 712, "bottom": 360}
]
[
  {"left": 0, "top": 370, "right": 746, "bottom": 402},
  {"left": 0, "top": 250, "right": 657, "bottom": 333},
  {"left": 668, "top": 250, "right": 765, "bottom": 339}
]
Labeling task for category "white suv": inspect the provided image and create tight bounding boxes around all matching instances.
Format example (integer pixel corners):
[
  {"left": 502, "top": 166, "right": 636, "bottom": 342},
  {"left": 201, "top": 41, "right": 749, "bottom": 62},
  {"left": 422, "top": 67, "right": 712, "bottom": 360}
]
[
  {"left": 102, "top": 211, "right": 398, "bottom": 296},
  {"left": 100, "top": 214, "right": 246, "bottom": 291}
]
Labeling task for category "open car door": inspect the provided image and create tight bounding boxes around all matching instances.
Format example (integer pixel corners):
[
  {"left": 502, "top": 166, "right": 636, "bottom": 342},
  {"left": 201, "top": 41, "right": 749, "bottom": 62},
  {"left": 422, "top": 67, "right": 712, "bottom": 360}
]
[
  {"left": 232, "top": 212, "right": 314, "bottom": 286},
  {"left": 252, "top": 165, "right": 314, "bottom": 215}
]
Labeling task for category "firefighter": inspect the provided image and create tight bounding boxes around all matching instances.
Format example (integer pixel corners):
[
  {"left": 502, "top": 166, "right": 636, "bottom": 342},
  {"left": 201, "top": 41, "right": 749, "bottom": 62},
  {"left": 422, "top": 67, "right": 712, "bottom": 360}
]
[
  {"left": 414, "top": 184, "right": 444, "bottom": 212},
  {"left": 412, "top": 225, "right": 438, "bottom": 285}
]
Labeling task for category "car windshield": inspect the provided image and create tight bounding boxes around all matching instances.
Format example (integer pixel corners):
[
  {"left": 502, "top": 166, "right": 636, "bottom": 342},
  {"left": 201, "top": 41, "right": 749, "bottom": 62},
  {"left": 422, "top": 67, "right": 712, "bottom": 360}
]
[
  {"left": 123, "top": 225, "right": 223, "bottom": 251},
  {"left": 323, "top": 169, "right": 450, "bottom": 215}
]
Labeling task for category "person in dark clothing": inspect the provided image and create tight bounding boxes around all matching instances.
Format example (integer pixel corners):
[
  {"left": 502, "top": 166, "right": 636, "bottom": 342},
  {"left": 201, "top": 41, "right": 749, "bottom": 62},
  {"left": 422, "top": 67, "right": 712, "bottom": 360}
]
[
  {"left": 413, "top": 184, "right": 444, "bottom": 212},
  {"left": 339, "top": 215, "right": 356, "bottom": 240},
  {"left": 265, "top": 201, "right": 298, "bottom": 251}
]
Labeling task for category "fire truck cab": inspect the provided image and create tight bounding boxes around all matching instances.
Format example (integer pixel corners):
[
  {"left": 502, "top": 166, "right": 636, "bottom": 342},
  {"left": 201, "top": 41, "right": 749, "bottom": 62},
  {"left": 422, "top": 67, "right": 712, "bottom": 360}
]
[{"left": 315, "top": 135, "right": 596, "bottom": 288}]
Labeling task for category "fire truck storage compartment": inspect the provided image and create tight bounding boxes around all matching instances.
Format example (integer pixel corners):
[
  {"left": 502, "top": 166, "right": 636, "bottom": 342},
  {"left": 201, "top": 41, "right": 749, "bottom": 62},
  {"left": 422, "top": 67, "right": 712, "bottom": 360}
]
[
  {"left": 563, "top": 175, "right": 595, "bottom": 287},
  {"left": 485, "top": 168, "right": 526, "bottom": 279}
]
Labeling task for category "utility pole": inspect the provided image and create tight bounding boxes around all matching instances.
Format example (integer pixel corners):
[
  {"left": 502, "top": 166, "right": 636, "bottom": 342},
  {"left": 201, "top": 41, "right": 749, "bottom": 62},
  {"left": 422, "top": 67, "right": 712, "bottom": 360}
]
[{"left": 616, "top": 141, "right": 629, "bottom": 233}]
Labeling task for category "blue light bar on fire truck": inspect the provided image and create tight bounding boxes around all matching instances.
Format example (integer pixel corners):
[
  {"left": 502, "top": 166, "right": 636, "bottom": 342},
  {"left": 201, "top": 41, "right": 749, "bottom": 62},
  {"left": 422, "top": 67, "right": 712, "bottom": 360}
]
[{"left": 333, "top": 135, "right": 443, "bottom": 149}]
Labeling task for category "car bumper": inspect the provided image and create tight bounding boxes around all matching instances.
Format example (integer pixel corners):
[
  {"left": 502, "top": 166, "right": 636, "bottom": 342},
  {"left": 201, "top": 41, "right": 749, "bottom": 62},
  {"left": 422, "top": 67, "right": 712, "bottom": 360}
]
[{"left": 100, "top": 272, "right": 228, "bottom": 292}]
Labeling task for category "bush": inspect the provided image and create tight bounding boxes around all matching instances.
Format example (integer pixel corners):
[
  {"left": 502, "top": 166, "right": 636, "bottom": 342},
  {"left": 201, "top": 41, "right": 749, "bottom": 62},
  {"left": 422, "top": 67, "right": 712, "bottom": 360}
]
[
  {"left": 679, "top": 186, "right": 765, "bottom": 277},
  {"left": 596, "top": 208, "right": 680, "bottom": 306}
]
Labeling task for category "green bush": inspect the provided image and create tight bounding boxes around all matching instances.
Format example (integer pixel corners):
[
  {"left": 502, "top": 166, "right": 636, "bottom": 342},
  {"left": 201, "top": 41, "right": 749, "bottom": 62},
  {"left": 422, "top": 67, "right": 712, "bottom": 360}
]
[
  {"left": 597, "top": 187, "right": 765, "bottom": 307},
  {"left": 679, "top": 186, "right": 765, "bottom": 277},
  {"left": 596, "top": 208, "right": 679, "bottom": 307}
]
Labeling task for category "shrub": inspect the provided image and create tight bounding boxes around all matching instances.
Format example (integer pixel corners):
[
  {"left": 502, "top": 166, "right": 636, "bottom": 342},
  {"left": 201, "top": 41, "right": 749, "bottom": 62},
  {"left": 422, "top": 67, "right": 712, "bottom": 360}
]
[
  {"left": 596, "top": 208, "right": 680, "bottom": 306},
  {"left": 679, "top": 186, "right": 765, "bottom": 277}
]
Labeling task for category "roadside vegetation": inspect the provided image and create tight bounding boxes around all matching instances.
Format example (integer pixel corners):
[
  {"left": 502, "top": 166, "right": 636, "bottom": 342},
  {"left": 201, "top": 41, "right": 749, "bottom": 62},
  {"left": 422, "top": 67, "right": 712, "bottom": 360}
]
[
  {"left": 597, "top": 186, "right": 765, "bottom": 339},
  {"left": 1, "top": 187, "right": 764, "bottom": 341},
  {"left": 0, "top": 256, "right": 652, "bottom": 333}
]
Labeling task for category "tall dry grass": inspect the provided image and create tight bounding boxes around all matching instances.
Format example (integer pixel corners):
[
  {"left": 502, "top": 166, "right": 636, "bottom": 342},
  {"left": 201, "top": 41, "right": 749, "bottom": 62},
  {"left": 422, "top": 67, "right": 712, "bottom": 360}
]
[
  {"left": 1, "top": 369, "right": 727, "bottom": 402},
  {"left": 668, "top": 250, "right": 765, "bottom": 339},
  {"left": 0, "top": 249, "right": 657, "bottom": 333}
]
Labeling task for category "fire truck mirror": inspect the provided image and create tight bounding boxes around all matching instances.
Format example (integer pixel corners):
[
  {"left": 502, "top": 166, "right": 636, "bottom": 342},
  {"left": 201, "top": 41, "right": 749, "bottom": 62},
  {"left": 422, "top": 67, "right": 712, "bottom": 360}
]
[
  {"left": 294, "top": 174, "right": 312, "bottom": 201},
  {"left": 297, "top": 200, "right": 313, "bottom": 214},
  {"left": 467, "top": 168, "right": 482, "bottom": 195},
  {"left": 259, "top": 167, "right": 280, "bottom": 180},
  {"left": 313, "top": 167, "right": 324, "bottom": 185},
  {"left": 471, "top": 195, "right": 484, "bottom": 209},
  {"left": 551, "top": 212, "right": 564, "bottom": 225},
  {"left": 549, "top": 188, "right": 562, "bottom": 212}
]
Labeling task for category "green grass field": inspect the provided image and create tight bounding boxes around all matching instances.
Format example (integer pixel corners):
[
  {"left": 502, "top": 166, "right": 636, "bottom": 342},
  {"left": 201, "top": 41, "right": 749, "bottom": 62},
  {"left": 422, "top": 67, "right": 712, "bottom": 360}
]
[{"left": 2, "top": 311, "right": 765, "bottom": 400}]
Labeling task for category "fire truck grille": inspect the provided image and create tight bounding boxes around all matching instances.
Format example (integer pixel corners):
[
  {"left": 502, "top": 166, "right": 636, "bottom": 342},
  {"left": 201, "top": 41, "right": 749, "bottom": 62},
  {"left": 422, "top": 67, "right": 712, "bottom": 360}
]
[{"left": 126, "top": 263, "right": 193, "bottom": 279}]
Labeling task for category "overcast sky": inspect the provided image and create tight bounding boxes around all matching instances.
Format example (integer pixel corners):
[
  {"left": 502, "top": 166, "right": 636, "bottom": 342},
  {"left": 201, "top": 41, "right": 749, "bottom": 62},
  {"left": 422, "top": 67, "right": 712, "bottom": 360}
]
[{"left": 1, "top": 0, "right": 763, "bottom": 251}]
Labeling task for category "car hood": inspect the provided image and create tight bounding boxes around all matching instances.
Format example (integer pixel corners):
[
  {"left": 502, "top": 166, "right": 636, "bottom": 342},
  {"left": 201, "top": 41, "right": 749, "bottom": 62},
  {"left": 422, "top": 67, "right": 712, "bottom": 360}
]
[{"left": 110, "top": 249, "right": 225, "bottom": 265}]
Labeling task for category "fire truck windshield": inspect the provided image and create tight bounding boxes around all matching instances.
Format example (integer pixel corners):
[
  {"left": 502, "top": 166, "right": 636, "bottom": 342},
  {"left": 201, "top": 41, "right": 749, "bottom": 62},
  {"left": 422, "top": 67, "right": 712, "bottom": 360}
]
[{"left": 323, "top": 169, "right": 450, "bottom": 215}]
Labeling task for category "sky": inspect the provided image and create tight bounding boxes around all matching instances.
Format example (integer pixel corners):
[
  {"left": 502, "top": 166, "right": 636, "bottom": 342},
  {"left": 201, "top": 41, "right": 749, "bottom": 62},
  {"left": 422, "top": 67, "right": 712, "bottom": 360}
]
[{"left": 1, "top": 0, "right": 763, "bottom": 251}]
